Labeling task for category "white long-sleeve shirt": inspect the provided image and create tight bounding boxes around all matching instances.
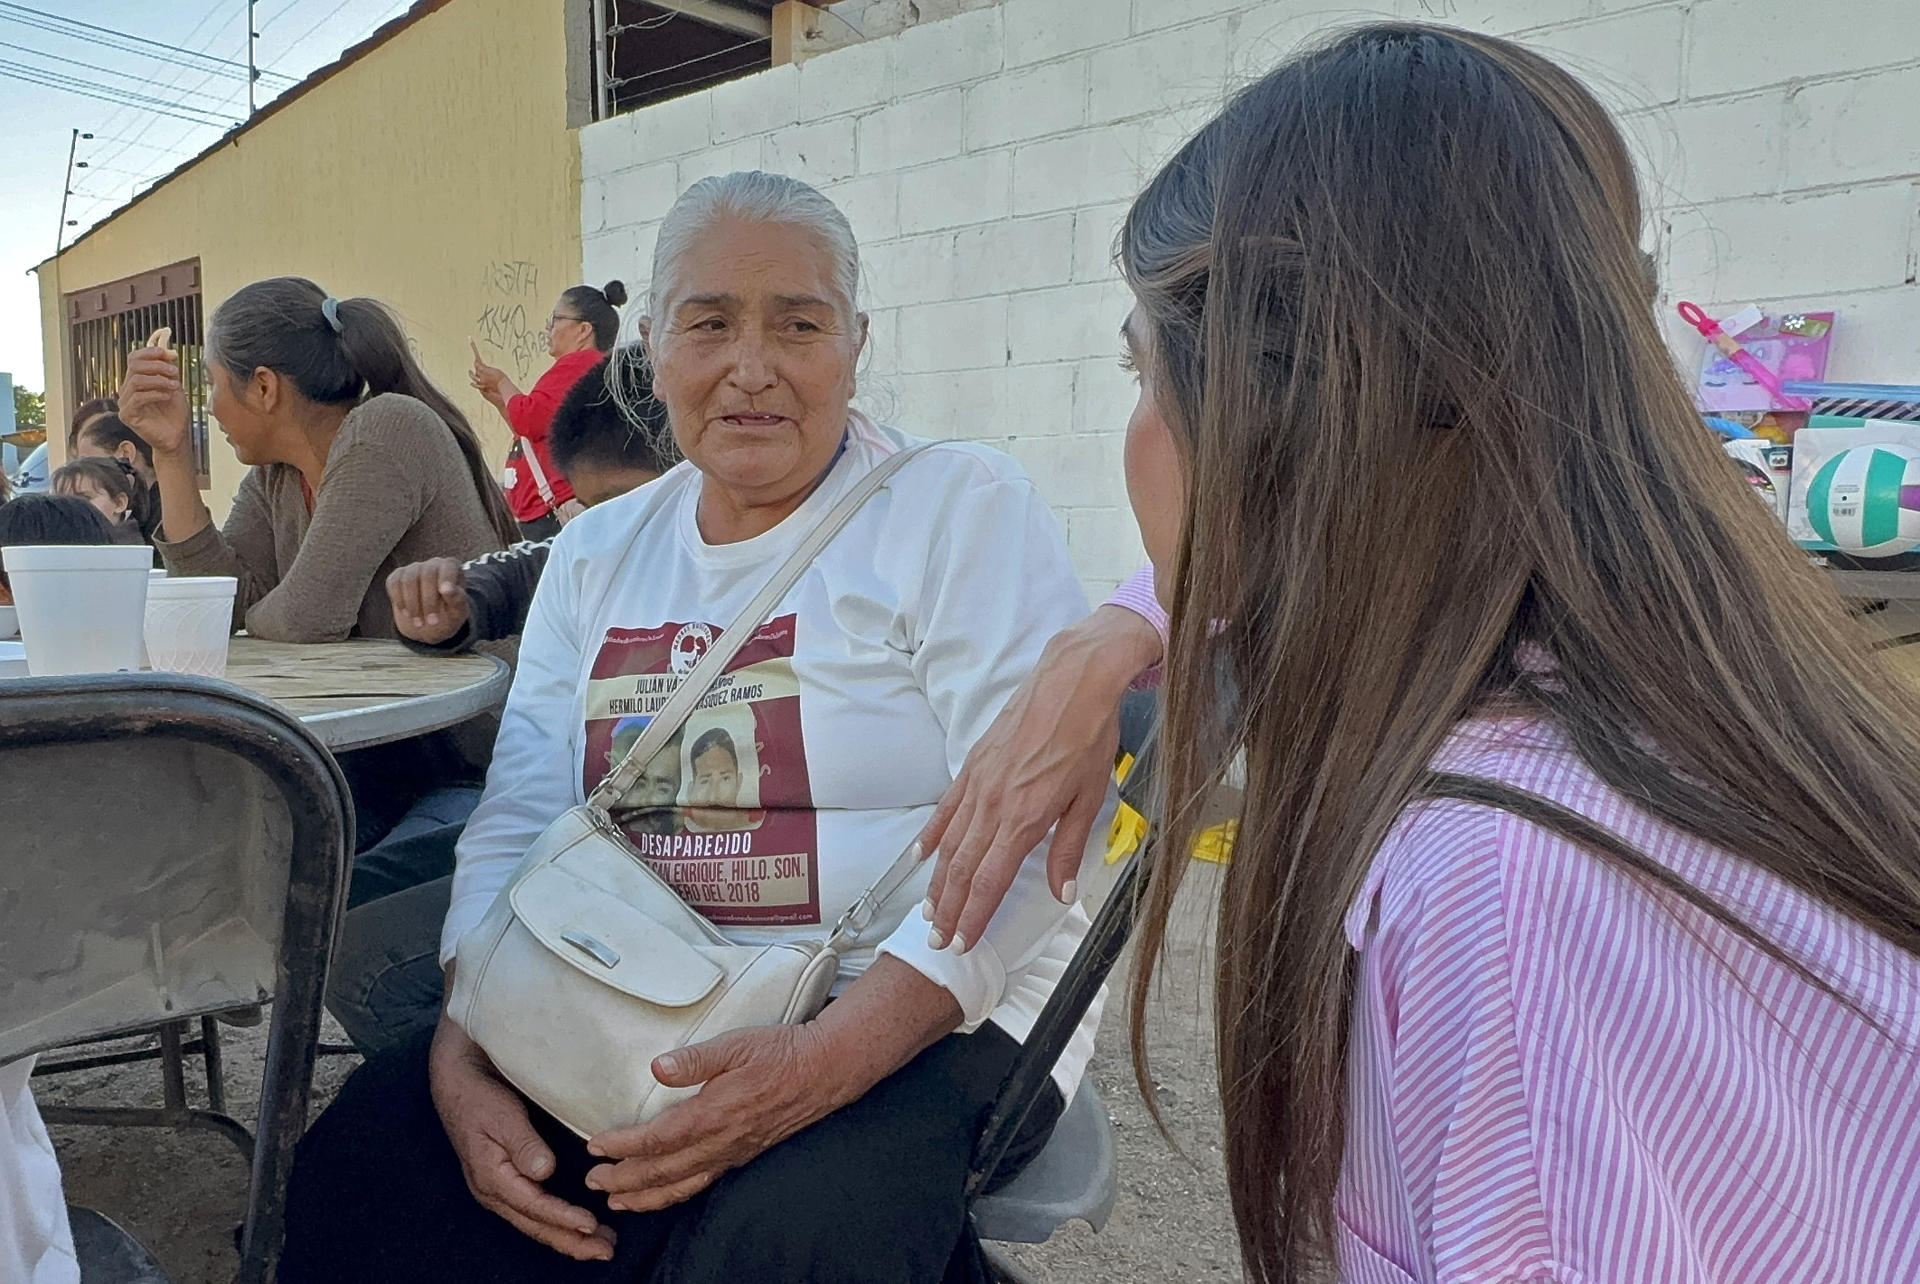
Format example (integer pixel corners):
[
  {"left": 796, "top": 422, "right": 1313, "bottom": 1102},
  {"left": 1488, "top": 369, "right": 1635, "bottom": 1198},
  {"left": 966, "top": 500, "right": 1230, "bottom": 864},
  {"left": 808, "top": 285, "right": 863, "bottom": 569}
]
[{"left": 444, "top": 414, "right": 1103, "bottom": 1097}]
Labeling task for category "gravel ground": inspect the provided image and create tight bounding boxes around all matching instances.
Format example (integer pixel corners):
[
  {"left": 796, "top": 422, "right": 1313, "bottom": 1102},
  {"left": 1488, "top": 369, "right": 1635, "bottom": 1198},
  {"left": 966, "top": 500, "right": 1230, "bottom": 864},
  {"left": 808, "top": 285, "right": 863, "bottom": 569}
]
[{"left": 48, "top": 861, "right": 1236, "bottom": 1282}]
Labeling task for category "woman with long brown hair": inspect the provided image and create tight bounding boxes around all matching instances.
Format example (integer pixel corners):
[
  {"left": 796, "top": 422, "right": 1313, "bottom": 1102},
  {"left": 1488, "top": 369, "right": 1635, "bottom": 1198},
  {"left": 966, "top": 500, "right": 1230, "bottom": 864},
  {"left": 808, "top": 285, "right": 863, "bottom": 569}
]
[{"left": 926, "top": 23, "right": 1920, "bottom": 1283}]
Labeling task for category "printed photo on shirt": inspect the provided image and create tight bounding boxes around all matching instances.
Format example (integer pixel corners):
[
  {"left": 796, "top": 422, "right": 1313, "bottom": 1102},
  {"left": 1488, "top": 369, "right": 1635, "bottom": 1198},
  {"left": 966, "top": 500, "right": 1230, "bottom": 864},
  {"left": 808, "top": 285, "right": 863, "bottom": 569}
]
[{"left": 584, "top": 615, "right": 819, "bottom": 926}]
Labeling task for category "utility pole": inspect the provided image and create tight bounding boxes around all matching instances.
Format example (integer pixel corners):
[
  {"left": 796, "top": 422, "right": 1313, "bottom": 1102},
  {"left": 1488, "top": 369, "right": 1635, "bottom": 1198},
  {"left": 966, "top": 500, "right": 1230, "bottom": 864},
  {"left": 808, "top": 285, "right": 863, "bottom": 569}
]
[
  {"left": 247, "top": 0, "right": 259, "bottom": 115},
  {"left": 54, "top": 127, "right": 78, "bottom": 255}
]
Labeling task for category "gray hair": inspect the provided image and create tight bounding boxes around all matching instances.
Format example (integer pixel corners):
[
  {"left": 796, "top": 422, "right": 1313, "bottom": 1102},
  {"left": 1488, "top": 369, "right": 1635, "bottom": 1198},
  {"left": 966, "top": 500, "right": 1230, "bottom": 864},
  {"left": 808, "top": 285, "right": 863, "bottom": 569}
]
[
  {"left": 647, "top": 171, "right": 862, "bottom": 326},
  {"left": 610, "top": 171, "right": 863, "bottom": 442}
]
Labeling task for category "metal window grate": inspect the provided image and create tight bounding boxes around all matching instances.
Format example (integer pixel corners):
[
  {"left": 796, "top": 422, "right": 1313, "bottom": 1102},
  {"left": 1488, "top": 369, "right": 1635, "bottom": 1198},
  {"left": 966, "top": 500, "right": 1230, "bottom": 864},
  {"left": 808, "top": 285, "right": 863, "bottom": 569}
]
[
  {"left": 64, "top": 259, "right": 211, "bottom": 489},
  {"left": 597, "top": 1, "right": 772, "bottom": 121}
]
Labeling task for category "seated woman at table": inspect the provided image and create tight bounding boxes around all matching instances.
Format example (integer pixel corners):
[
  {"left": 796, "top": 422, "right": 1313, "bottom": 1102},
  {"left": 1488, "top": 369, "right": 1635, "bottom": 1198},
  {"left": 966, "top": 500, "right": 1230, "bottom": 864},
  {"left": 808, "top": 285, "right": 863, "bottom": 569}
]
[
  {"left": 117, "top": 278, "right": 521, "bottom": 849},
  {"left": 281, "top": 171, "right": 1102, "bottom": 1284},
  {"left": 117, "top": 278, "right": 518, "bottom": 640}
]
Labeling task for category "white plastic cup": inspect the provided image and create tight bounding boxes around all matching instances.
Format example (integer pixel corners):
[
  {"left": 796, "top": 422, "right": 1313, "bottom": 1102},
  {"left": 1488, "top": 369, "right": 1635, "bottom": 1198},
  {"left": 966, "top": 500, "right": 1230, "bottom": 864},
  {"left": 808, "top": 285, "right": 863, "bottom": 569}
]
[
  {"left": 2, "top": 545, "right": 155, "bottom": 676},
  {"left": 144, "top": 576, "right": 238, "bottom": 677},
  {"left": 140, "top": 569, "right": 169, "bottom": 667}
]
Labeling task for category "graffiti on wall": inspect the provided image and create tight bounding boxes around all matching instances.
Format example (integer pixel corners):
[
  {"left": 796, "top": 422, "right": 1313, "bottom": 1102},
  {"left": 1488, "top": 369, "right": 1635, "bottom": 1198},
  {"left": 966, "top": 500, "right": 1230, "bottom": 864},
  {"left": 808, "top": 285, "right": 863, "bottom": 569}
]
[{"left": 474, "top": 258, "right": 546, "bottom": 379}]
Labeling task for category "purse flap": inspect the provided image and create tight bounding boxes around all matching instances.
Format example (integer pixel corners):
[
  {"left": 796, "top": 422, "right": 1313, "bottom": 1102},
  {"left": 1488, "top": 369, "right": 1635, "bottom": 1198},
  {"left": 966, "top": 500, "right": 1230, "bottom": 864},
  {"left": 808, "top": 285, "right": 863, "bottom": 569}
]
[{"left": 508, "top": 862, "right": 725, "bottom": 1007}]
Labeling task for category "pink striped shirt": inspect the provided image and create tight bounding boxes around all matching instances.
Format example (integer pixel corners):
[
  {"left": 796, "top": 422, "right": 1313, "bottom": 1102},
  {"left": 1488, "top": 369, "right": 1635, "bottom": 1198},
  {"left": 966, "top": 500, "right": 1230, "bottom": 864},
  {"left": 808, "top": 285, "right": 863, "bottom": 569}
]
[
  {"left": 1106, "top": 566, "right": 1167, "bottom": 690},
  {"left": 1106, "top": 565, "right": 1169, "bottom": 643},
  {"left": 1339, "top": 716, "right": 1920, "bottom": 1283}
]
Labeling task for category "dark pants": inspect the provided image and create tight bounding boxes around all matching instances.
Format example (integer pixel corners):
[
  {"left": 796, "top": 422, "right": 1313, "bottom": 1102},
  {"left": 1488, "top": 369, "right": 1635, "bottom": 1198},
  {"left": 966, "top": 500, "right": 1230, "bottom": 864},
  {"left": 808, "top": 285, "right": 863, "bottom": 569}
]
[
  {"left": 325, "top": 873, "right": 453, "bottom": 1056},
  {"left": 519, "top": 511, "right": 564, "bottom": 542},
  {"left": 324, "top": 785, "right": 479, "bottom": 1056},
  {"left": 337, "top": 733, "right": 479, "bottom": 854},
  {"left": 282, "top": 1022, "right": 1063, "bottom": 1284}
]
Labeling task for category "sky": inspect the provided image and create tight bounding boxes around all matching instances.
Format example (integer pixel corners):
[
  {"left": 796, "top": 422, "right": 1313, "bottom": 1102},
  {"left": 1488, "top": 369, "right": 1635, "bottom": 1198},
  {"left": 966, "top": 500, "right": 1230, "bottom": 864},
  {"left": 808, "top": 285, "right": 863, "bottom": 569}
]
[{"left": 0, "top": 0, "right": 416, "bottom": 393}]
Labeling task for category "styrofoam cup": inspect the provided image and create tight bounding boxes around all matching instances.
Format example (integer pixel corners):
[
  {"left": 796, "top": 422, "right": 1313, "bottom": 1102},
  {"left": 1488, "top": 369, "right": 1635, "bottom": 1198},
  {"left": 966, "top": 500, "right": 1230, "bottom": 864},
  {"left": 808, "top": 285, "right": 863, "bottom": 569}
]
[
  {"left": 144, "top": 575, "right": 238, "bottom": 677},
  {"left": 3, "top": 545, "right": 155, "bottom": 676}
]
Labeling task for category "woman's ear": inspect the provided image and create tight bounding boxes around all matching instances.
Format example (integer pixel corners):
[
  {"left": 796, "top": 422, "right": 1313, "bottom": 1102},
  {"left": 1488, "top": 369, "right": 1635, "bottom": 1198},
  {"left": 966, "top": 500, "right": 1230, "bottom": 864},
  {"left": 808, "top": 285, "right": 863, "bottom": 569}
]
[
  {"left": 252, "top": 366, "right": 282, "bottom": 414},
  {"left": 112, "top": 441, "right": 140, "bottom": 468}
]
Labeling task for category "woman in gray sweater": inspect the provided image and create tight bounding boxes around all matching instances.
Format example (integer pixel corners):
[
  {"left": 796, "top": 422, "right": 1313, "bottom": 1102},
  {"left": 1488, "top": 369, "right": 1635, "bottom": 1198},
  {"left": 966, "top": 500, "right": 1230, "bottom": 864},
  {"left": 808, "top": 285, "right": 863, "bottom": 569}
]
[
  {"left": 118, "top": 276, "right": 518, "bottom": 641},
  {"left": 119, "top": 276, "right": 522, "bottom": 849}
]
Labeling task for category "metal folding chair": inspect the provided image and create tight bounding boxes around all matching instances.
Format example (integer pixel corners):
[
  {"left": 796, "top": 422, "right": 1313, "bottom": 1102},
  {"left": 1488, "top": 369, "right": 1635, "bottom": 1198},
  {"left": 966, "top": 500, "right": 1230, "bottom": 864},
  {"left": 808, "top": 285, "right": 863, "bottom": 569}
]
[
  {"left": 0, "top": 673, "right": 353, "bottom": 1284},
  {"left": 965, "top": 691, "right": 1160, "bottom": 1283}
]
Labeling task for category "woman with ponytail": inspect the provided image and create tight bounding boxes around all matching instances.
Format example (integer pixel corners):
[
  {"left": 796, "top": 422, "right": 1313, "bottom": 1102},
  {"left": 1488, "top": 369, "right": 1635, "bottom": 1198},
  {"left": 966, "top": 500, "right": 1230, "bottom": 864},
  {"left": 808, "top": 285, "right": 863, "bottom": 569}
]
[
  {"left": 119, "top": 276, "right": 516, "bottom": 640},
  {"left": 120, "top": 276, "right": 521, "bottom": 847},
  {"left": 469, "top": 279, "right": 627, "bottom": 538}
]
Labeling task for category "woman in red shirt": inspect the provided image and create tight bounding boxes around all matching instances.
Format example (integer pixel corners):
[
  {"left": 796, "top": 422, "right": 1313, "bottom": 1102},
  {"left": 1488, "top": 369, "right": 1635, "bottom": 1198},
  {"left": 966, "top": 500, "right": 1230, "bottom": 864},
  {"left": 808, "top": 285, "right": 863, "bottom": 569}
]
[{"left": 470, "top": 279, "right": 626, "bottom": 539}]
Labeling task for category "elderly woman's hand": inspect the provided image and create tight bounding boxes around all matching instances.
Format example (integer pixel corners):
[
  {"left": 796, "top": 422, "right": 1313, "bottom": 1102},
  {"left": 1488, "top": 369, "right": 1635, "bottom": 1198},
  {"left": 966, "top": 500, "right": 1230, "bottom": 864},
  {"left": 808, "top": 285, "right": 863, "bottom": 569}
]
[
  {"left": 429, "top": 1016, "right": 617, "bottom": 1262},
  {"left": 583, "top": 957, "right": 962, "bottom": 1213},
  {"left": 581, "top": 1024, "right": 839, "bottom": 1214},
  {"left": 920, "top": 605, "right": 1165, "bottom": 952}
]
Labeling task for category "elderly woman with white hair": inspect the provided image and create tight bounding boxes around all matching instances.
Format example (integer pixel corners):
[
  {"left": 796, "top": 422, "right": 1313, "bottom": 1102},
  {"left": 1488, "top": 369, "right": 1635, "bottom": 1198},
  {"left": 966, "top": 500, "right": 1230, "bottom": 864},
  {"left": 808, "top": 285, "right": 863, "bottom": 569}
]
[{"left": 279, "top": 171, "right": 1103, "bottom": 1284}]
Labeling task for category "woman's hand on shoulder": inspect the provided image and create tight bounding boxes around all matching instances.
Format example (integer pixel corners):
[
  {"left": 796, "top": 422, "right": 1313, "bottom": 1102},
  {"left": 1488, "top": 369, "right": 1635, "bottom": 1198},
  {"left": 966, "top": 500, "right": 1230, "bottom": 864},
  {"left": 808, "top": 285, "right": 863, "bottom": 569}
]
[
  {"left": 920, "top": 605, "right": 1165, "bottom": 952},
  {"left": 429, "top": 1016, "right": 616, "bottom": 1261},
  {"left": 583, "top": 1024, "right": 839, "bottom": 1214},
  {"left": 117, "top": 346, "right": 191, "bottom": 458}
]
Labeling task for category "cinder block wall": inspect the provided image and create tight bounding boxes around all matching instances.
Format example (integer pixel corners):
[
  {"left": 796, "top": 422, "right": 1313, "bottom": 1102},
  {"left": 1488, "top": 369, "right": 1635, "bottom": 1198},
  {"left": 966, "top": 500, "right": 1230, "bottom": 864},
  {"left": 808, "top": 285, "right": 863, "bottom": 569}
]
[{"left": 583, "top": 0, "right": 1920, "bottom": 595}]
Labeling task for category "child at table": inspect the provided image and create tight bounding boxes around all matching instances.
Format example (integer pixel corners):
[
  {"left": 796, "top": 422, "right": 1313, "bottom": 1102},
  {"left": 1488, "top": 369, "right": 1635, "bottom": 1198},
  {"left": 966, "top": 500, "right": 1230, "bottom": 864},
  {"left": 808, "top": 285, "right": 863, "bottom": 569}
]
[
  {"left": 51, "top": 457, "right": 154, "bottom": 551},
  {"left": 0, "top": 493, "right": 116, "bottom": 605},
  {"left": 385, "top": 346, "right": 671, "bottom": 654}
]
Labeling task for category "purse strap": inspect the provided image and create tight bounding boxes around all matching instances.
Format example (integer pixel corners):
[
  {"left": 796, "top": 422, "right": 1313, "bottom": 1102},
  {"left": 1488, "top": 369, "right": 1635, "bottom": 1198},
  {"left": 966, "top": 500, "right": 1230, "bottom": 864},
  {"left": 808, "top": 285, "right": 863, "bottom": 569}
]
[
  {"left": 518, "top": 437, "right": 568, "bottom": 522},
  {"left": 586, "top": 442, "right": 933, "bottom": 812}
]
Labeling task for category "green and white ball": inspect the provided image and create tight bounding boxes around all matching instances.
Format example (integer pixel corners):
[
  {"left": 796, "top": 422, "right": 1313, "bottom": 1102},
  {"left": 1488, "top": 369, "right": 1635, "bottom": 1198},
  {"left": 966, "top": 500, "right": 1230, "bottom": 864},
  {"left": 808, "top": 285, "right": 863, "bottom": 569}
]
[{"left": 1807, "top": 443, "right": 1920, "bottom": 556}]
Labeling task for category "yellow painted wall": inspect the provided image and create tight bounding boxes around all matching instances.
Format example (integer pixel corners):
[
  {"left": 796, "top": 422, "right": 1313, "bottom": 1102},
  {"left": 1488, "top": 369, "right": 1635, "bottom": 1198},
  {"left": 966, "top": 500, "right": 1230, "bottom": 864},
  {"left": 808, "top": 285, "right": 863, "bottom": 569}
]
[{"left": 37, "top": 0, "right": 580, "bottom": 514}]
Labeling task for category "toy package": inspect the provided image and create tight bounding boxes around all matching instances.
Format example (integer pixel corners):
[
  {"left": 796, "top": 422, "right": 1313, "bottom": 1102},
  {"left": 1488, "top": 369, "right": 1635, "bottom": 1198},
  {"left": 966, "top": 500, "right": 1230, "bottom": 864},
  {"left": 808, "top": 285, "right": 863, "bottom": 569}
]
[
  {"left": 1696, "top": 309, "right": 1835, "bottom": 413},
  {"left": 1788, "top": 416, "right": 1920, "bottom": 565}
]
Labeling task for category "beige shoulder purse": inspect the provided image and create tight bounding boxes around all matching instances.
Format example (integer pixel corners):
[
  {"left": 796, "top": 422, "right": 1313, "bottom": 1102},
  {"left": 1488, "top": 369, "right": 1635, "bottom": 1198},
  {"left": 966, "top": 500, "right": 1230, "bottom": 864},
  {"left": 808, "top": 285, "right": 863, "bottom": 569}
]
[{"left": 448, "top": 445, "right": 932, "bottom": 1138}]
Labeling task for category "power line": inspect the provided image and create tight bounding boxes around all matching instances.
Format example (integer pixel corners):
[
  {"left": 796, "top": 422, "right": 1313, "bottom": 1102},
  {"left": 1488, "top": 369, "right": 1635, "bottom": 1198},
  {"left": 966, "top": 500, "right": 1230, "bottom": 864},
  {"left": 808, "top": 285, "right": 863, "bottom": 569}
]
[
  {"left": 82, "top": 0, "right": 232, "bottom": 154},
  {"left": 0, "top": 61, "right": 234, "bottom": 127},
  {"left": 81, "top": 132, "right": 198, "bottom": 157},
  {"left": 85, "top": 3, "right": 247, "bottom": 180},
  {"left": 0, "top": 38, "right": 252, "bottom": 107},
  {"left": 267, "top": 0, "right": 364, "bottom": 74},
  {"left": 0, "top": 3, "right": 296, "bottom": 84}
]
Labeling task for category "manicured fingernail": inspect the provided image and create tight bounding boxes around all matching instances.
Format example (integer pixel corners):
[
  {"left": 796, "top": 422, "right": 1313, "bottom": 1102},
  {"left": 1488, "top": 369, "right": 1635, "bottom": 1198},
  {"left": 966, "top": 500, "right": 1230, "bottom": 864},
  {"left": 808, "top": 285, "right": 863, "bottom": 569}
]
[
  {"left": 909, "top": 840, "right": 925, "bottom": 861},
  {"left": 927, "top": 926, "right": 948, "bottom": 950},
  {"left": 921, "top": 897, "right": 935, "bottom": 921},
  {"left": 1059, "top": 879, "right": 1078, "bottom": 905},
  {"left": 950, "top": 933, "right": 969, "bottom": 955}
]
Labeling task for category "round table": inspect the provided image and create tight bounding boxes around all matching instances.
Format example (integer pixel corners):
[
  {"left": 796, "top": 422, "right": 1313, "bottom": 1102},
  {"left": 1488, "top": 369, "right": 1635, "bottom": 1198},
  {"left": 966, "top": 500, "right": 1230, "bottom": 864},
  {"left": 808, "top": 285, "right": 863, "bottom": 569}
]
[{"left": 221, "top": 637, "right": 511, "bottom": 752}]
